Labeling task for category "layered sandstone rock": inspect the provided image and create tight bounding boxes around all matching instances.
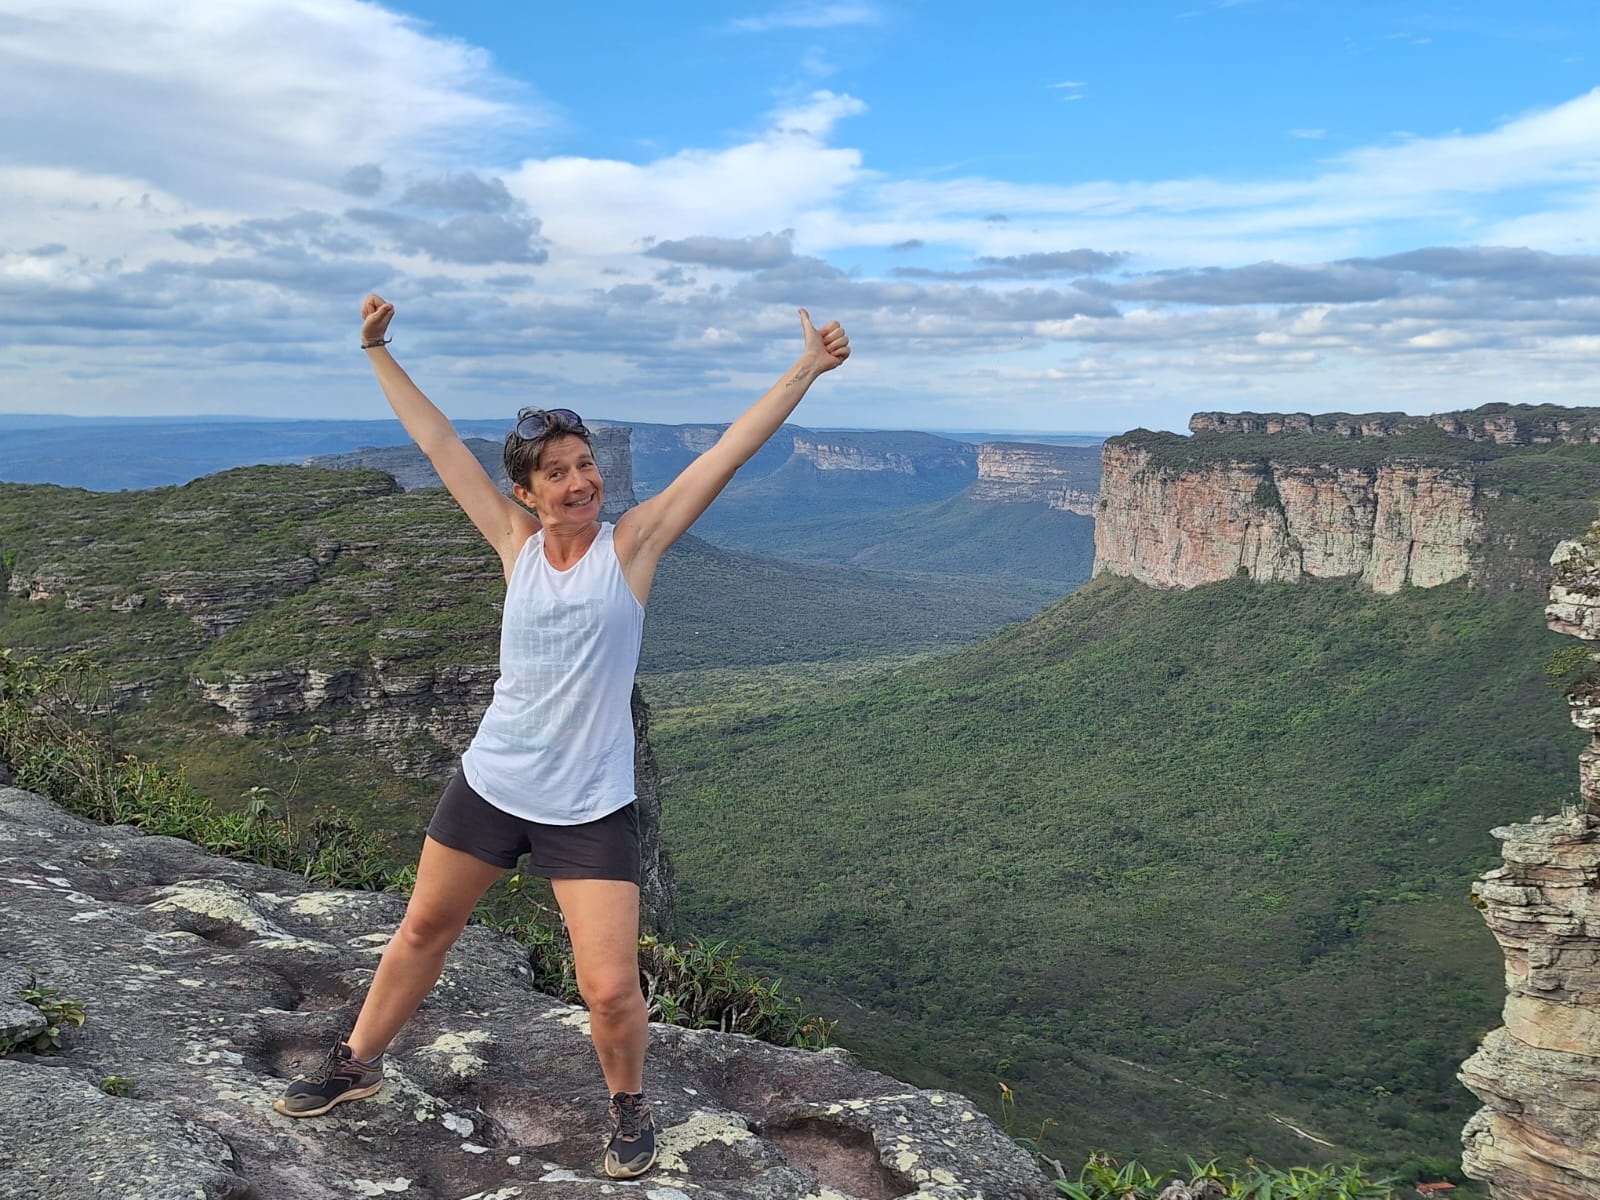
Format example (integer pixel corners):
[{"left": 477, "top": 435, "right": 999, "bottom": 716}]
[
  {"left": 0, "top": 786, "right": 1047, "bottom": 1200},
  {"left": 1092, "top": 443, "right": 1480, "bottom": 593},
  {"left": 1457, "top": 531, "right": 1600, "bottom": 1199},
  {"left": 791, "top": 434, "right": 975, "bottom": 477},
  {"left": 967, "top": 443, "right": 1100, "bottom": 515}
]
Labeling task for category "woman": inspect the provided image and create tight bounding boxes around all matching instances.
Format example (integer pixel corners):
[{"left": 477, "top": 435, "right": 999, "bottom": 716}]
[{"left": 273, "top": 293, "right": 849, "bottom": 1180}]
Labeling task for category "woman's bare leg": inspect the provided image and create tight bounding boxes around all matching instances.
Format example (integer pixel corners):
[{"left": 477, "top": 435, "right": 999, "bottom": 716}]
[
  {"left": 346, "top": 836, "right": 505, "bottom": 1060},
  {"left": 552, "top": 877, "right": 646, "bottom": 1094}
]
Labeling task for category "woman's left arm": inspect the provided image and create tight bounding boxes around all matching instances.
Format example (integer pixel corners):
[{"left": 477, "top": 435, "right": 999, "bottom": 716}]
[{"left": 615, "top": 309, "right": 849, "bottom": 596}]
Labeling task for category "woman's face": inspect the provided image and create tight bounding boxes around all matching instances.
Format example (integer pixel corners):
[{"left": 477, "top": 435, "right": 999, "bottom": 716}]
[{"left": 517, "top": 433, "right": 604, "bottom": 526}]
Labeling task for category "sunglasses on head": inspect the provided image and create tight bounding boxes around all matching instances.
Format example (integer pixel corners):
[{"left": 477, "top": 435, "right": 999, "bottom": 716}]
[{"left": 514, "top": 408, "right": 588, "bottom": 440}]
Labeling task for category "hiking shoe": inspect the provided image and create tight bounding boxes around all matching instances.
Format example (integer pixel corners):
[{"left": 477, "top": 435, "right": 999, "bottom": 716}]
[
  {"left": 603, "top": 1091, "right": 657, "bottom": 1178},
  {"left": 273, "top": 1041, "right": 384, "bottom": 1118}
]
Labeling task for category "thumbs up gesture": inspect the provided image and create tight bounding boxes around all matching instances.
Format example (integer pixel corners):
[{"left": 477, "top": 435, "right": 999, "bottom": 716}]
[{"left": 798, "top": 308, "right": 850, "bottom": 374}]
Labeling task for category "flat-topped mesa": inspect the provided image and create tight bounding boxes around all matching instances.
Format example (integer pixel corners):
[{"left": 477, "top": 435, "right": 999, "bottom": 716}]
[
  {"left": 1457, "top": 528, "right": 1600, "bottom": 1200},
  {"left": 791, "top": 431, "right": 976, "bottom": 476},
  {"left": 1093, "top": 433, "right": 1480, "bottom": 594},
  {"left": 1191, "top": 403, "right": 1600, "bottom": 446},
  {"left": 1094, "top": 406, "right": 1600, "bottom": 595},
  {"left": 968, "top": 442, "right": 1100, "bottom": 515}
]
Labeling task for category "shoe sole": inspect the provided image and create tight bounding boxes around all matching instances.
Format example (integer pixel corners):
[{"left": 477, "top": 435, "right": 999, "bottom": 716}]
[
  {"left": 272, "top": 1082, "right": 382, "bottom": 1118},
  {"left": 603, "top": 1146, "right": 658, "bottom": 1179}
]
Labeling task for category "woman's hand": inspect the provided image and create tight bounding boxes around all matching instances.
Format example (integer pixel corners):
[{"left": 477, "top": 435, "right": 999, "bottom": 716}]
[
  {"left": 361, "top": 294, "right": 396, "bottom": 345},
  {"left": 799, "top": 308, "right": 850, "bottom": 374}
]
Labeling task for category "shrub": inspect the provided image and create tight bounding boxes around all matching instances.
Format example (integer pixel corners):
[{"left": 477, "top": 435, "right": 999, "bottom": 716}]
[
  {"left": 0, "top": 649, "right": 407, "bottom": 892},
  {"left": 1, "top": 973, "right": 87, "bottom": 1055},
  {"left": 1055, "top": 1154, "right": 1397, "bottom": 1200},
  {"left": 480, "top": 872, "right": 835, "bottom": 1049}
]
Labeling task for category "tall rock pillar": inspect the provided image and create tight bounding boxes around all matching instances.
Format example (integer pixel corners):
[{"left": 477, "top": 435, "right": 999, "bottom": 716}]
[{"left": 1458, "top": 533, "right": 1600, "bottom": 1199}]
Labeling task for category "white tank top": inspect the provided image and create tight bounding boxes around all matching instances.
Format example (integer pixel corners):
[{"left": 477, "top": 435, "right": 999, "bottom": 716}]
[{"left": 461, "top": 523, "right": 645, "bottom": 825}]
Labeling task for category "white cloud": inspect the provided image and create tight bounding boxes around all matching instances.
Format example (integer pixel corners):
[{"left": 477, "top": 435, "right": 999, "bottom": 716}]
[{"left": 3, "top": 3, "right": 1600, "bottom": 432}]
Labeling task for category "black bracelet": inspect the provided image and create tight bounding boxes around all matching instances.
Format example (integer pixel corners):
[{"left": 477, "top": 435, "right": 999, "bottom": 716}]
[{"left": 361, "top": 336, "right": 392, "bottom": 349}]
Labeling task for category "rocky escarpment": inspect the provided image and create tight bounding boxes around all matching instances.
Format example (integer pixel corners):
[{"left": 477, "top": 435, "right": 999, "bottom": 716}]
[
  {"left": 1191, "top": 403, "right": 1600, "bottom": 445},
  {"left": 0, "top": 786, "right": 1049, "bottom": 1200},
  {"left": 307, "top": 426, "right": 636, "bottom": 517},
  {"left": 1457, "top": 532, "right": 1600, "bottom": 1199},
  {"left": 791, "top": 433, "right": 975, "bottom": 477},
  {"left": 1095, "top": 409, "right": 1600, "bottom": 595},
  {"left": 628, "top": 423, "right": 728, "bottom": 458},
  {"left": 1093, "top": 440, "right": 1481, "bottom": 593},
  {"left": 966, "top": 443, "right": 1100, "bottom": 515}
]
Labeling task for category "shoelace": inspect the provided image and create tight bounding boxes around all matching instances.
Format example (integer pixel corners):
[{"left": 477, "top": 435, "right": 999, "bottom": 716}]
[
  {"left": 611, "top": 1093, "right": 650, "bottom": 1140},
  {"left": 305, "top": 1042, "right": 349, "bottom": 1083}
]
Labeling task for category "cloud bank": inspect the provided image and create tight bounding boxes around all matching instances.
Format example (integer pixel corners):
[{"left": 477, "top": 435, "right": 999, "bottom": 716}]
[{"left": 2, "top": 2, "right": 1599, "bottom": 430}]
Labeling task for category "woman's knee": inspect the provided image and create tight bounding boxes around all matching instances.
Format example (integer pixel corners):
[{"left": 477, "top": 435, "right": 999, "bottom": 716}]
[
  {"left": 394, "top": 906, "right": 468, "bottom": 954},
  {"left": 580, "top": 973, "right": 643, "bottom": 1018}
]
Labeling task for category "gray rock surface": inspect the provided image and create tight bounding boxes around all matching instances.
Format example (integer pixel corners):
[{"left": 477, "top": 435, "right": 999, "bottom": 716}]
[{"left": 0, "top": 787, "right": 1048, "bottom": 1200}]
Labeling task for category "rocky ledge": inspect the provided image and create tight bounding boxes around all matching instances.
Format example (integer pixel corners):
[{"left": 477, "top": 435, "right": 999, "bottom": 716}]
[
  {"left": 1455, "top": 530, "right": 1600, "bottom": 1199},
  {"left": 0, "top": 787, "right": 1047, "bottom": 1200}
]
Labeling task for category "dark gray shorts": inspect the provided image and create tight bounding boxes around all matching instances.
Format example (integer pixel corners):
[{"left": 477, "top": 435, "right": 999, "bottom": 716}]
[{"left": 425, "top": 768, "right": 641, "bottom": 884}]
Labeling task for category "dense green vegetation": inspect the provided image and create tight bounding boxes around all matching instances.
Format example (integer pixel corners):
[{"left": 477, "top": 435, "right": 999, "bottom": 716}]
[
  {"left": 1054, "top": 1154, "right": 1397, "bottom": 1199},
  {"left": 0, "top": 468, "right": 1062, "bottom": 815},
  {"left": 651, "top": 573, "right": 1575, "bottom": 1177}
]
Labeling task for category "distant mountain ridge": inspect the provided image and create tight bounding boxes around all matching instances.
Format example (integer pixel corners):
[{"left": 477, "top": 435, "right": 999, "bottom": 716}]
[
  {"left": 1191, "top": 402, "right": 1600, "bottom": 444},
  {"left": 303, "top": 422, "right": 1102, "bottom": 584}
]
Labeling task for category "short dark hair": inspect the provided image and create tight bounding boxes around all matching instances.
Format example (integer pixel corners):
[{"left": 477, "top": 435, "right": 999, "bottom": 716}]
[{"left": 503, "top": 408, "right": 593, "bottom": 489}]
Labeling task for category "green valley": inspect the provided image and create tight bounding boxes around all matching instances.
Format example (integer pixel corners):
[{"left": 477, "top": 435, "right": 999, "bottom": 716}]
[{"left": 648, "top": 572, "right": 1578, "bottom": 1177}]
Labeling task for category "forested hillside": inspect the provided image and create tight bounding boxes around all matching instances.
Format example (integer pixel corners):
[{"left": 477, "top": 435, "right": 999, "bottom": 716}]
[
  {"left": 0, "top": 467, "right": 1062, "bottom": 815},
  {"left": 651, "top": 573, "right": 1578, "bottom": 1177}
]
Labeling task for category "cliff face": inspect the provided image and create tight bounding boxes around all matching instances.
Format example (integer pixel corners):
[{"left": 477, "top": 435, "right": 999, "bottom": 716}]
[
  {"left": 790, "top": 433, "right": 975, "bottom": 477},
  {"left": 1093, "top": 442, "right": 1481, "bottom": 593},
  {"left": 626, "top": 422, "right": 726, "bottom": 457},
  {"left": 967, "top": 442, "right": 1100, "bottom": 514},
  {"left": 1191, "top": 404, "right": 1600, "bottom": 445},
  {"left": 0, "top": 786, "right": 1048, "bottom": 1200},
  {"left": 1457, "top": 533, "right": 1600, "bottom": 1200}
]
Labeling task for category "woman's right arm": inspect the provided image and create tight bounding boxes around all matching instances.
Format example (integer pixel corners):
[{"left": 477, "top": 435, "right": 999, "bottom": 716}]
[{"left": 359, "top": 294, "right": 537, "bottom": 576}]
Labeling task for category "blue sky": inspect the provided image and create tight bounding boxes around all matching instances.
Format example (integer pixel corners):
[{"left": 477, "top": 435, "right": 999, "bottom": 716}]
[{"left": 2, "top": 1, "right": 1599, "bottom": 433}]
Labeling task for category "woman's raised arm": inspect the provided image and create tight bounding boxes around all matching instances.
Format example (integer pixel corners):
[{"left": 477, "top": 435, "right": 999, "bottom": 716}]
[
  {"left": 614, "top": 308, "right": 849, "bottom": 598},
  {"left": 358, "top": 295, "right": 537, "bottom": 577}
]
